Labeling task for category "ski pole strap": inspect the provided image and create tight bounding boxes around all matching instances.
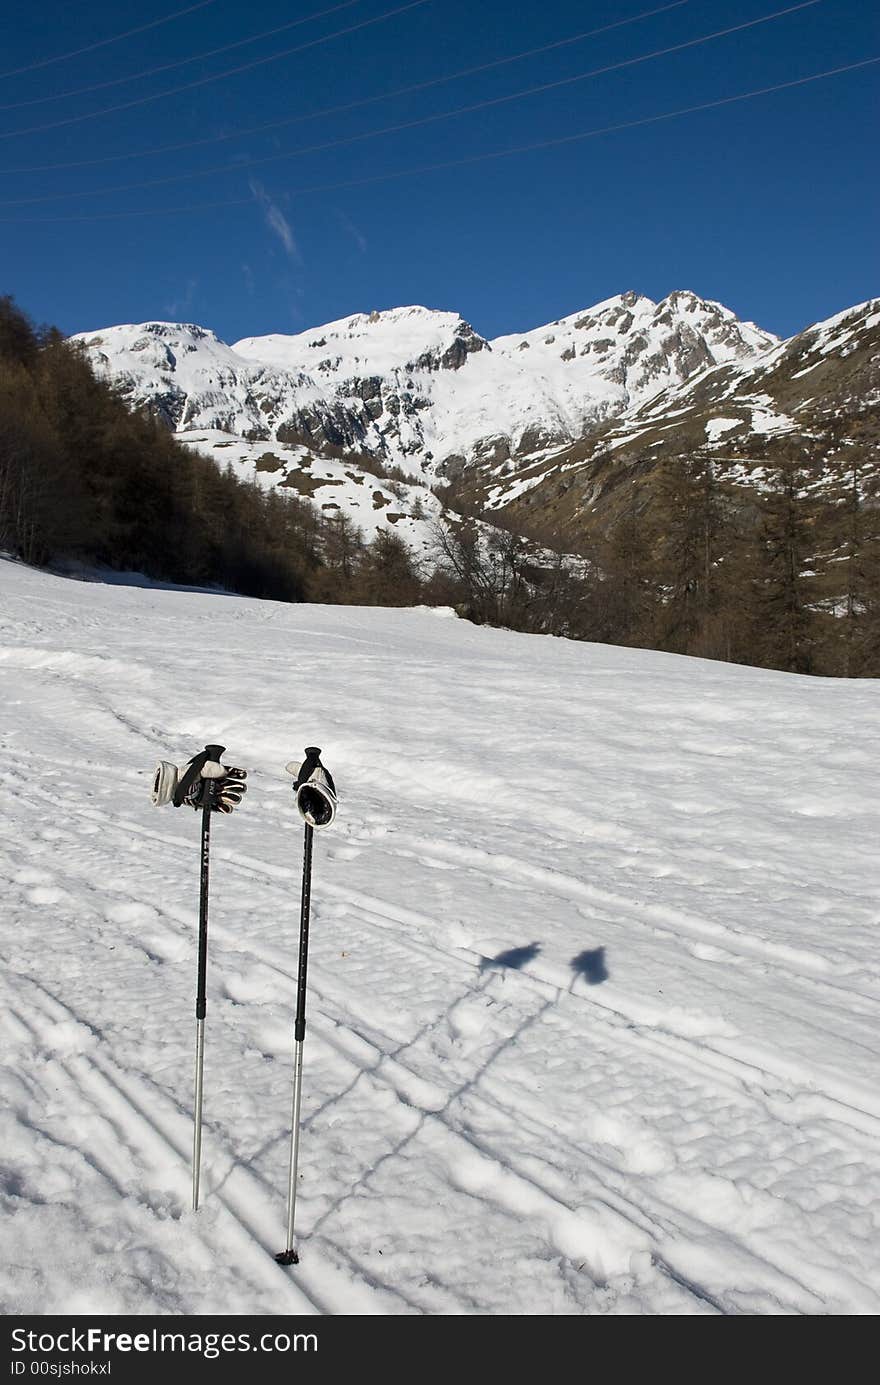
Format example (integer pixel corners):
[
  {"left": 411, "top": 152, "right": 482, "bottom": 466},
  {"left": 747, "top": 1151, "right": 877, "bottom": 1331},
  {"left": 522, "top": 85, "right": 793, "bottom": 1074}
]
[{"left": 174, "top": 744, "right": 226, "bottom": 807}]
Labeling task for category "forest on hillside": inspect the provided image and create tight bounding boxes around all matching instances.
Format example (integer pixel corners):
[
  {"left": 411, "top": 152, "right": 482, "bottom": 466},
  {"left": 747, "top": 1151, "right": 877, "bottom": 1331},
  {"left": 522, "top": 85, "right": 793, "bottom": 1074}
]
[
  {"left": 1, "top": 295, "right": 878, "bottom": 677},
  {"left": 0, "top": 296, "right": 423, "bottom": 606},
  {"left": 469, "top": 427, "right": 880, "bottom": 678}
]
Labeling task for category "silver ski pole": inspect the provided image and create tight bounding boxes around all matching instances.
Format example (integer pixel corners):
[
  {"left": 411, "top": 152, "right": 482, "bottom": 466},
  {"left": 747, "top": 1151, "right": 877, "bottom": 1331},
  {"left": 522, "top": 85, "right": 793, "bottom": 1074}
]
[{"left": 276, "top": 819, "right": 314, "bottom": 1265}]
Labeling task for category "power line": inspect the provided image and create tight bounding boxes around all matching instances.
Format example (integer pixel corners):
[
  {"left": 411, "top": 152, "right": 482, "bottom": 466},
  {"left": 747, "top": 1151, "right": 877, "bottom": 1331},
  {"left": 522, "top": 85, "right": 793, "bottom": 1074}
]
[
  {"left": 0, "top": 0, "right": 826, "bottom": 204},
  {"left": 0, "top": 1, "right": 690, "bottom": 175},
  {"left": 318, "top": 56, "right": 880, "bottom": 194},
  {"left": 0, "top": 0, "right": 432, "bottom": 140},
  {"left": 0, "top": 1, "right": 219, "bottom": 82},
  {"left": 0, "top": 1, "right": 364, "bottom": 111},
  {"left": 1, "top": 55, "right": 875, "bottom": 224}
]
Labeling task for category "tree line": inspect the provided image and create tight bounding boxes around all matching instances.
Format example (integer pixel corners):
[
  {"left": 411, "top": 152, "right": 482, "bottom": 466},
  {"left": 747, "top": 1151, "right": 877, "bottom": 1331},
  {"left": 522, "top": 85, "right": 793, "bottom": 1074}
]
[
  {"left": 578, "top": 439, "right": 880, "bottom": 677},
  {"left": 436, "top": 439, "right": 880, "bottom": 677}
]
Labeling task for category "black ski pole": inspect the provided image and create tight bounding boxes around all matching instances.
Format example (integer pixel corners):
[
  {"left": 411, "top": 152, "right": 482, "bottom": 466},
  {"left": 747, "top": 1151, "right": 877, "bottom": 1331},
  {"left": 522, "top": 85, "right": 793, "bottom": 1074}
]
[
  {"left": 276, "top": 747, "right": 337, "bottom": 1266},
  {"left": 192, "top": 772, "right": 214, "bottom": 1212},
  {"left": 185, "top": 742, "right": 226, "bottom": 1212},
  {"left": 151, "top": 741, "right": 248, "bottom": 1212}
]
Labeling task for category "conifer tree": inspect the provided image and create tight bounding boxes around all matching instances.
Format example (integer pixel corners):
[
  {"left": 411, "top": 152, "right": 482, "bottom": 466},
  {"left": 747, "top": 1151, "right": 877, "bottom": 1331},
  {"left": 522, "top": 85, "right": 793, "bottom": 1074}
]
[
  {"left": 756, "top": 454, "right": 815, "bottom": 673},
  {"left": 357, "top": 527, "right": 421, "bottom": 605}
]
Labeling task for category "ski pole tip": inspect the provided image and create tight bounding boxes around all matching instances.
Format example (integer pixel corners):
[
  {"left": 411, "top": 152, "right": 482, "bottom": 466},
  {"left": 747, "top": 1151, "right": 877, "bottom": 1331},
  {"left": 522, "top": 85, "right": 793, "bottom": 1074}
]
[{"left": 275, "top": 1249, "right": 299, "bottom": 1266}]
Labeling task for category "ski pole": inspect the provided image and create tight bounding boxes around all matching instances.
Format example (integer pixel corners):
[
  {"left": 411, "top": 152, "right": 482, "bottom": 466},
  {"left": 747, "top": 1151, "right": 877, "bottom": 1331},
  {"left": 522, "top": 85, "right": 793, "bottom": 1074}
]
[
  {"left": 150, "top": 742, "right": 248, "bottom": 1212},
  {"left": 192, "top": 773, "right": 215, "bottom": 1212},
  {"left": 275, "top": 818, "right": 312, "bottom": 1265},
  {"left": 276, "top": 748, "right": 337, "bottom": 1266}
]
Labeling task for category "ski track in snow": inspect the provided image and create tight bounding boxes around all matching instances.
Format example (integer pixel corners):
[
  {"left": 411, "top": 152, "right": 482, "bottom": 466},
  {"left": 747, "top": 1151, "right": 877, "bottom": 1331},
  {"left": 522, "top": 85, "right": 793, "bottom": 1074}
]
[{"left": 1, "top": 562, "right": 879, "bottom": 1315}]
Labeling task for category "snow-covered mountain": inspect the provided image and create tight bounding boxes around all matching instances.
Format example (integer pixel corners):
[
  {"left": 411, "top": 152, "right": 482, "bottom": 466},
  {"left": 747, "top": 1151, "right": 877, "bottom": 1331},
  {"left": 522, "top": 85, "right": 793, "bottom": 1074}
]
[
  {"left": 471, "top": 298, "right": 880, "bottom": 543},
  {"left": 73, "top": 290, "right": 777, "bottom": 480},
  {"left": 73, "top": 292, "right": 877, "bottom": 563}
]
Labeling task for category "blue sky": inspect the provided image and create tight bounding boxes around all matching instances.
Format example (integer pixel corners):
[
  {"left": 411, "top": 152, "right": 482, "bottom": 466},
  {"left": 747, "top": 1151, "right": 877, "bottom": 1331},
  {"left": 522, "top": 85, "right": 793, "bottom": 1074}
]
[{"left": 1, "top": 0, "right": 877, "bottom": 342}]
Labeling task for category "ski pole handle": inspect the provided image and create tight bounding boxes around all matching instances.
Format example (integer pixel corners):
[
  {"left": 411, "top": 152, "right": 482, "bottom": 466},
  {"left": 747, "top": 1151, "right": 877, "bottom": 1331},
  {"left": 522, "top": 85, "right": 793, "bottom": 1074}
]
[
  {"left": 172, "top": 744, "right": 226, "bottom": 807},
  {"left": 286, "top": 748, "right": 338, "bottom": 828},
  {"left": 153, "top": 743, "right": 227, "bottom": 807}
]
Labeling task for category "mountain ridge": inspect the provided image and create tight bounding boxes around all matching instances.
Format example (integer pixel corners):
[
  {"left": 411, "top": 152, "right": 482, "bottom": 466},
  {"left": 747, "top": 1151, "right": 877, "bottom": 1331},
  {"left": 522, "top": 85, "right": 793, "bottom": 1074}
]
[{"left": 73, "top": 288, "right": 781, "bottom": 485}]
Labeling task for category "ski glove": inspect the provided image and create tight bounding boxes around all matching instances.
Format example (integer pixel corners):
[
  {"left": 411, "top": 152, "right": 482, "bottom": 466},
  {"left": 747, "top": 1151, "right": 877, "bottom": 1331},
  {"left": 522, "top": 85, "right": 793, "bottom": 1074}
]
[
  {"left": 151, "top": 745, "right": 248, "bottom": 814},
  {"left": 183, "top": 766, "right": 248, "bottom": 814},
  {"left": 286, "top": 747, "right": 337, "bottom": 828}
]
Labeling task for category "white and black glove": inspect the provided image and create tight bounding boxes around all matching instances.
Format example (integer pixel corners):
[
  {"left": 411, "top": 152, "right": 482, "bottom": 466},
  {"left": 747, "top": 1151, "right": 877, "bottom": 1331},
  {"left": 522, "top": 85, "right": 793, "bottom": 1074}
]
[
  {"left": 183, "top": 765, "right": 248, "bottom": 815},
  {"left": 151, "top": 745, "right": 248, "bottom": 814},
  {"left": 286, "top": 747, "right": 337, "bottom": 828}
]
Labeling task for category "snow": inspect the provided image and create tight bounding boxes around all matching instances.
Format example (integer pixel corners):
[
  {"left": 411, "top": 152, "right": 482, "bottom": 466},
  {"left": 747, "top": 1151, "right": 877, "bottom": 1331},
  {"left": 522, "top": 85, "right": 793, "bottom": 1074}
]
[
  {"left": 605, "top": 427, "right": 652, "bottom": 450},
  {"left": 233, "top": 305, "right": 479, "bottom": 379},
  {"left": 2, "top": 559, "right": 880, "bottom": 1316},
  {"left": 805, "top": 299, "right": 880, "bottom": 340},
  {"left": 484, "top": 471, "right": 549, "bottom": 508},
  {"left": 705, "top": 417, "right": 742, "bottom": 441},
  {"left": 746, "top": 395, "right": 797, "bottom": 436},
  {"left": 785, "top": 300, "right": 880, "bottom": 364},
  {"left": 492, "top": 290, "right": 775, "bottom": 365}
]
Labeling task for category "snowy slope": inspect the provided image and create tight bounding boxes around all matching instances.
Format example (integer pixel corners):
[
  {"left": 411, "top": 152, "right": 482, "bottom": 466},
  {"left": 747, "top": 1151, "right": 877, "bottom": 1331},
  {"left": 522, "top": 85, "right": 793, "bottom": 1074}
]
[
  {"left": 174, "top": 429, "right": 445, "bottom": 555},
  {"left": 233, "top": 290, "right": 779, "bottom": 470},
  {"left": 234, "top": 304, "right": 489, "bottom": 379},
  {"left": 2, "top": 559, "right": 880, "bottom": 1315}
]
